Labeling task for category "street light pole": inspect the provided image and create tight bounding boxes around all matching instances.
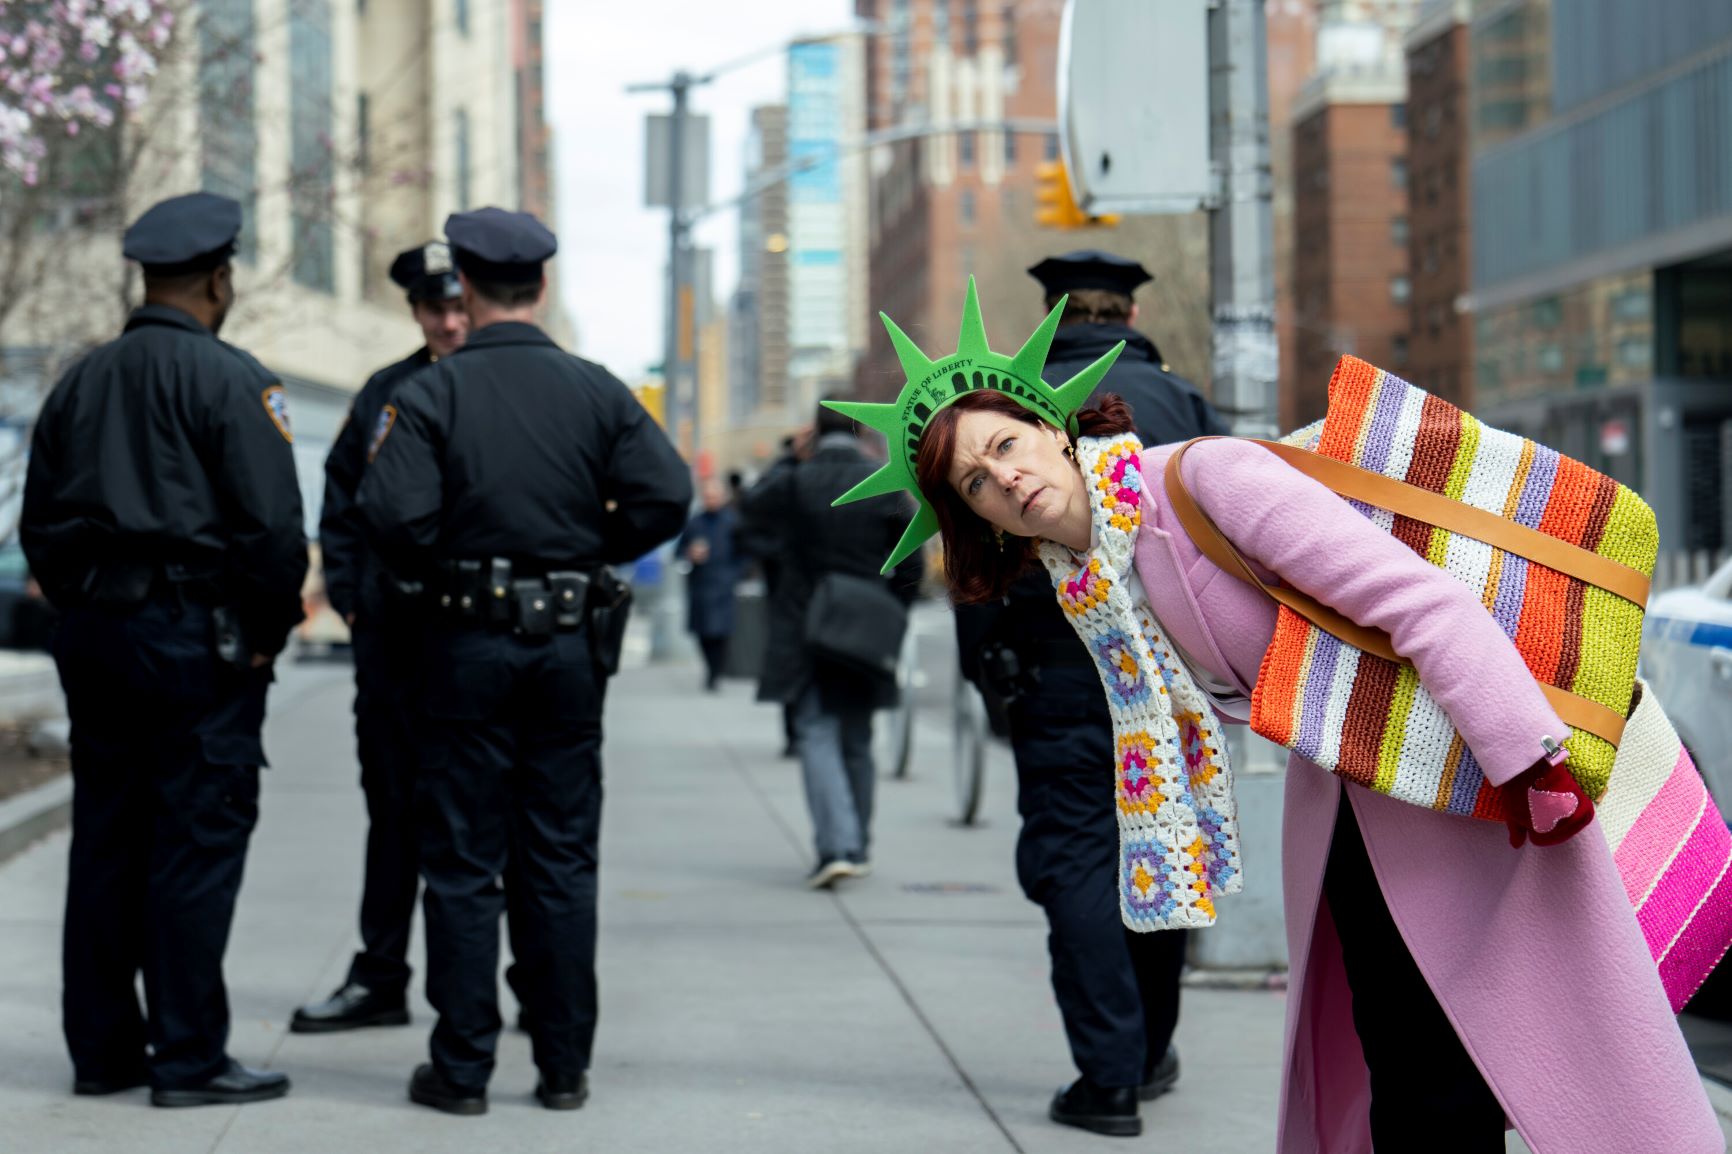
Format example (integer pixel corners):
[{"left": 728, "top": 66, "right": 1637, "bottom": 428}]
[
  {"left": 666, "top": 72, "right": 695, "bottom": 458},
  {"left": 1208, "top": 0, "right": 1279, "bottom": 438}
]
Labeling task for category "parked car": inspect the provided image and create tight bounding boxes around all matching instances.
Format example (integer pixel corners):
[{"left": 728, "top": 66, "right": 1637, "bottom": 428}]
[{"left": 1642, "top": 557, "right": 1732, "bottom": 807}]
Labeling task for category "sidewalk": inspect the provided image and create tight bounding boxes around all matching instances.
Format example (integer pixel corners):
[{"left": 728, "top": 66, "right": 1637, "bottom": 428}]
[{"left": 0, "top": 619, "right": 1717, "bottom": 1152}]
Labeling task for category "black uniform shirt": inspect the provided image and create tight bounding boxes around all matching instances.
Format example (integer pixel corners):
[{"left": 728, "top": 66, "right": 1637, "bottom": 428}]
[
  {"left": 20, "top": 304, "right": 309, "bottom": 649},
  {"left": 320, "top": 347, "right": 434, "bottom": 622},
  {"left": 357, "top": 322, "right": 692, "bottom": 573}
]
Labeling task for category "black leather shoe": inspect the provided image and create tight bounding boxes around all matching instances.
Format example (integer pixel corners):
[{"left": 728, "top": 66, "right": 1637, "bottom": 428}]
[
  {"left": 151, "top": 1061, "right": 290, "bottom": 1108},
  {"left": 534, "top": 1070, "right": 588, "bottom": 1110},
  {"left": 290, "top": 983, "right": 410, "bottom": 1034},
  {"left": 408, "top": 1063, "right": 487, "bottom": 1116},
  {"left": 1050, "top": 1077, "right": 1142, "bottom": 1137},
  {"left": 1139, "top": 1045, "right": 1180, "bottom": 1101},
  {"left": 73, "top": 1070, "right": 148, "bottom": 1096}
]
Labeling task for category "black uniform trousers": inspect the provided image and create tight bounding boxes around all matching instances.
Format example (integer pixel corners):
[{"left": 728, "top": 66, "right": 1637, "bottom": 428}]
[
  {"left": 1323, "top": 792, "right": 1505, "bottom": 1152},
  {"left": 417, "top": 624, "right": 603, "bottom": 1091},
  {"left": 1011, "top": 664, "right": 1188, "bottom": 1090},
  {"left": 344, "top": 621, "right": 422, "bottom": 995},
  {"left": 54, "top": 599, "right": 269, "bottom": 1089}
]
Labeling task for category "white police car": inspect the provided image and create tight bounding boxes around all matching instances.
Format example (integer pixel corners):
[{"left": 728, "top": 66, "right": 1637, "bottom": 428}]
[{"left": 1642, "top": 558, "right": 1732, "bottom": 806}]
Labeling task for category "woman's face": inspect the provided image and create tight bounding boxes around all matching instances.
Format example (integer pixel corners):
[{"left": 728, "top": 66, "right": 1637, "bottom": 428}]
[{"left": 945, "top": 407, "right": 1086, "bottom": 540}]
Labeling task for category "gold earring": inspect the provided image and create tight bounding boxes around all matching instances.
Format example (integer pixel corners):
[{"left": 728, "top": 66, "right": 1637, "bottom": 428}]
[
  {"left": 1062, "top": 440, "right": 1077, "bottom": 462},
  {"left": 994, "top": 528, "right": 1006, "bottom": 552}
]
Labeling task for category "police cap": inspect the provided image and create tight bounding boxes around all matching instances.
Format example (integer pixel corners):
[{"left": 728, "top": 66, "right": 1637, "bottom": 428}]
[
  {"left": 122, "top": 192, "right": 242, "bottom": 276},
  {"left": 388, "top": 241, "right": 462, "bottom": 302},
  {"left": 1027, "top": 250, "right": 1154, "bottom": 296},
  {"left": 445, "top": 207, "right": 558, "bottom": 284}
]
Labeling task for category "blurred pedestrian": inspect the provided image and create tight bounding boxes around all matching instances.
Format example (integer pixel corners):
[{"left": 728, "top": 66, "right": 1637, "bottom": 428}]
[
  {"left": 737, "top": 432, "right": 806, "bottom": 757},
  {"left": 740, "top": 400, "right": 920, "bottom": 888},
  {"left": 359, "top": 207, "right": 690, "bottom": 1115},
  {"left": 291, "top": 242, "right": 468, "bottom": 1035},
  {"left": 955, "top": 252, "right": 1228, "bottom": 1136},
  {"left": 677, "top": 477, "right": 742, "bottom": 692},
  {"left": 21, "top": 192, "right": 307, "bottom": 1107}
]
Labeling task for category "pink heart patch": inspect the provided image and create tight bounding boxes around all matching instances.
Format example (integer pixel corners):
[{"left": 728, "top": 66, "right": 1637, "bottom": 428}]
[{"left": 1527, "top": 786, "right": 1579, "bottom": 834}]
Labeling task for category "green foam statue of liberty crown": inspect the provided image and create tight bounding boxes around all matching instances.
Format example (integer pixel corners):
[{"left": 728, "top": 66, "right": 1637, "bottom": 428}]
[{"left": 824, "top": 277, "right": 1124, "bottom": 574}]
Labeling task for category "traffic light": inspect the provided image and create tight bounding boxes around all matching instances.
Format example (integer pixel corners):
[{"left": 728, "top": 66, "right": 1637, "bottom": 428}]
[{"left": 1033, "top": 160, "right": 1120, "bottom": 230}]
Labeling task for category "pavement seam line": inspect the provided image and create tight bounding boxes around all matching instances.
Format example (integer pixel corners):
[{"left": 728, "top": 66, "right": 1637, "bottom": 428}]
[{"left": 715, "top": 722, "right": 1029, "bottom": 1154}]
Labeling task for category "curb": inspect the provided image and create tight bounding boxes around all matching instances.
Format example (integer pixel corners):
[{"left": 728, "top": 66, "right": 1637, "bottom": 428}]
[{"left": 0, "top": 773, "right": 71, "bottom": 865}]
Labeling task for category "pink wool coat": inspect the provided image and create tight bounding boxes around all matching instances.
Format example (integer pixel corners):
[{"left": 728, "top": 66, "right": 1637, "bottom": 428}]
[{"left": 1131, "top": 437, "right": 1722, "bottom": 1154}]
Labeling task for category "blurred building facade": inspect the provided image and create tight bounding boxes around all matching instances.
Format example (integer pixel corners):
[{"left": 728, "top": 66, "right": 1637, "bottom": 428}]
[
  {"left": 1464, "top": 0, "right": 1732, "bottom": 552},
  {"left": 1290, "top": 9, "right": 1416, "bottom": 425},
  {"left": 723, "top": 104, "right": 791, "bottom": 469},
  {"left": 852, "top": 0, "right": 1214, "bottom": 407},
  {"left": 1403, "top": 0, "right": 1475, "bottom": 411}
]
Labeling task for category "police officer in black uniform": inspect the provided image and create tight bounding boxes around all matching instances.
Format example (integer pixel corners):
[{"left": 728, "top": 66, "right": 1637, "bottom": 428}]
[
  {"left": 21, "top": 192, "right": 307, "bottom": 1107},
  {"left": 290, "top": 242, "right": 469, "bottom": 1034},
  {"left": 358, "top": 207, "right": 691, "bottom": 1115},
  {"left": 956, "top": 251, "right": 1229, "bottom": 1138}
]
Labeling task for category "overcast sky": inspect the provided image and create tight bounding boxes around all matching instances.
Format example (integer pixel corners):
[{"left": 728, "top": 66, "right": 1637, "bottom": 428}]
[{"left": 544, "top": 1, "right": 856, "bottom": 381}]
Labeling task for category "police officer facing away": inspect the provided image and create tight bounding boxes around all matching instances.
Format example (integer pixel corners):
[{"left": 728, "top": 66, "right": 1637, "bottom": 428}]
[
  {"left": 956, "top": 251, "right": 1228, "bottom": 1138},
  {"left": 21, "top": 192, "right": 308, "bottom": 1107},
  {"left": 358, "top": 207, "right": 692, "bottom": 1115},
  {"left": 291, "top": 242, "right": 469, "bottom": 1035}
]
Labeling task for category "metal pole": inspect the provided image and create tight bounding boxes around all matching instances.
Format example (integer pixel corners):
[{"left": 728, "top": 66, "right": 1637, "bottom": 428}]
[
  {"left": 1208, "top": 0, "right": 1279, "bottom": 439},
  {"left": 664, "top": 72, "right": 690, "bottom": 453}
]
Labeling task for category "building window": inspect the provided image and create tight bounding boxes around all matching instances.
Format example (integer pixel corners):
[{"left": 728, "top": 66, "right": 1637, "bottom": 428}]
[
  {"left": 1531, "top": 297, "right": 1561, "bottom": 328},
  {"left": 1538, "top": 343, "right": 1565, "bottom": 373},
  {"left": 1393, "top": 335, "right": 1410, "bottom": 366},
  {"left": 289, "top": 0, "right": 334, "bottom": 292},
  {"left": 1002, "top": 4, "right": 1017, "bottom": 68},
  {"left": 455, "top": 108, "right": 472, "bottom": 211},
  {"left": 1391, "top": 103, "right": 1407, "bottom": 130},
  {"left": 200, "top": 0, "right": 257, "bottom": 261},
  {"left": 963, "top": 0, "right": 978, "bottom": 54},
  {"left": 1618, "top": 338, "right": 1651, "bottom": 369},
  {"left": 1391, "top": 216, "right": 1408, "bottom": 247},
  {"left": 961, "top": 188, "right": 976, "bottom": 224},
  {"left": 959, "top": 130, "right": 975, "bottom": 167},
  {"left": 1390, "top": 276, "right": 1411, "bottom": 304},
  {"left": 455, "top": 0, "right": 469, "bottom": 35},
  {"left": 1003, "top": 130, "right": 1016, "bottom": 164},
  {"left": 1044, "top": 132, "right": 1059, "bottom": 161},
  {"left": 1391, "top": 158, "right": 1407, "bottom": 188}
]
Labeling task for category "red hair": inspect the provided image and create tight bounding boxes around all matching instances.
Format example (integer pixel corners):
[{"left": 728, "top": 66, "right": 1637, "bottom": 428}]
[{"left": 915, "top": 391, "right": 1135, "bottom": 603}]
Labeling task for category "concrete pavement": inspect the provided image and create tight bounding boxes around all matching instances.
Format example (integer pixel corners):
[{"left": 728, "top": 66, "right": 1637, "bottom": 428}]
[{"left": 0, "top": 607, "right": 1718, "bottom": 1152}]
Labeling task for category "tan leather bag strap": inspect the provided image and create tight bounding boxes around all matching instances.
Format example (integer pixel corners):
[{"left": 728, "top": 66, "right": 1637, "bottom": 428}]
[{"left": 1162, "top": 438, "right": 1628, "bottom": 746}]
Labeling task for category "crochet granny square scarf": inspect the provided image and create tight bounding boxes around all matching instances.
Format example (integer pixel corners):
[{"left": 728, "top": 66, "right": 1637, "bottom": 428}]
[{"left": 1038, "top": 434, "right": 1243, "bottom": 931}]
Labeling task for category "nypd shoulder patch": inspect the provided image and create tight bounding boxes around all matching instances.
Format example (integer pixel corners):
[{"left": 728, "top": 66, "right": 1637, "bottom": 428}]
[
  {"left": 261, "top": 385, "right": 293, "bottom": 443},
  {"left": 368, "top": 404, "right": 398, "bottom": 462}
]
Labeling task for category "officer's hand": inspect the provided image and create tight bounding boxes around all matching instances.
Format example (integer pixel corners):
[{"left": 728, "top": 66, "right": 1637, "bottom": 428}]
[{"left": 249, "top": 653, "right": 273, "bottom": 669}]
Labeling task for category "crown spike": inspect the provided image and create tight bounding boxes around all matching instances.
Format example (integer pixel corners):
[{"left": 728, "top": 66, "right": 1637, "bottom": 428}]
[
  {"left": 821, "top": 398, "right": 901, "bottom": 437},
  {"left": 956, "top": 275, "right": 990, "bottom": 357},
  {"left": 879, "top": 311, "right": 935, "bottom": 384},
  {"left": 1050, "top": 341, "right": 1126, "bottom": 424},
  {"left": 832, "top": 459, "right": 912, "bottom": 507},
  {"left": 1009, "top": 295, "right": 1068, "bottom": 384},
  {"left": 878, "top": 500, "right": 942, "bottom": 575}
]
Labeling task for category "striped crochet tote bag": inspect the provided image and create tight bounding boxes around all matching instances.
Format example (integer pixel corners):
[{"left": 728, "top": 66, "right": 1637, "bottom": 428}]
[
  {"left": 1600, "top": 679, "right": 1732, "bottom": 1011},
  {"left": 1166, "top": 355, "right": 1655, "bottom": 822}
]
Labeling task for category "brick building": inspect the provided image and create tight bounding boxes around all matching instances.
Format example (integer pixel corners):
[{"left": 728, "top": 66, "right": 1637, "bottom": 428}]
[
  {"left": 853, "top": 0, "right": 1213, "bottom": 402},
  {"left": 1403, "top": 0, "right": 1473, "bottom": 410},
  {"left": 1291, "top": 67, "right": 1411, "bottom": 424}
]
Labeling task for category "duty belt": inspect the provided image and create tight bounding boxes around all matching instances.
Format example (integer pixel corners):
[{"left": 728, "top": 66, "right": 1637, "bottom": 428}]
[{"left": 431, "top": 558, "right": 592, "bottom": 636}]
